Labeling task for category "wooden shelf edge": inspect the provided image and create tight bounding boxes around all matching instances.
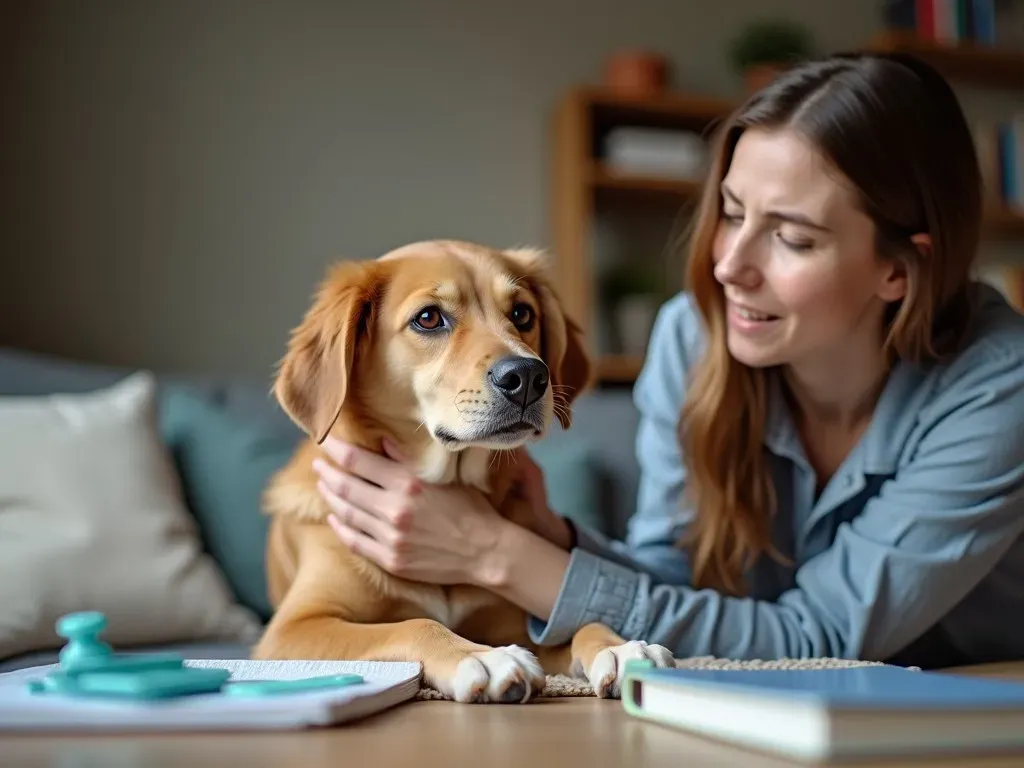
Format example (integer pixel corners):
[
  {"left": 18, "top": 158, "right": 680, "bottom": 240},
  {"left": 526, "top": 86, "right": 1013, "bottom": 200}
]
[
  {"left": 589, "top": 165, "right": 705, "bottom": 197},
  {"left": 983, "top": 206, "right": 1024, "bottom": 237},
  {"left": 595, "top": 354, "right": 645, "bottom": 384},
  {"left": 865, "top": 30, "right": 1024, "bottom": 89},
  {"left": 569, "top": 85, "right": 738, "bottom": 122}
]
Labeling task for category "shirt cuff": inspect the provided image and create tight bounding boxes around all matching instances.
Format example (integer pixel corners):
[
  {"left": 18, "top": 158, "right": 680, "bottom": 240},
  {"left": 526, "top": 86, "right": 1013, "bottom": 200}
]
[
  {"left": 527, "top": 548, "right": 642, "bottom": 646},
  {"left": 568, "top": 518, "right": 614, "bottom": 554}
]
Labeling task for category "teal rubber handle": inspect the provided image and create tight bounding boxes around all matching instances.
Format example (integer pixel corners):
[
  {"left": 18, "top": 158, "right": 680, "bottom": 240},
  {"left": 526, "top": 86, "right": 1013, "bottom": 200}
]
[{"left": 223, "top": 673, "right": 365, "bottom": 697}]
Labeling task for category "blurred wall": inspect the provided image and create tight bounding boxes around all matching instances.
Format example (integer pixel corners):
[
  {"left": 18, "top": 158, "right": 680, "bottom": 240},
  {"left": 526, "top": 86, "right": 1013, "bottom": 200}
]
[{"left": 0, "top": 0, "right": 968, "bottom": 377}]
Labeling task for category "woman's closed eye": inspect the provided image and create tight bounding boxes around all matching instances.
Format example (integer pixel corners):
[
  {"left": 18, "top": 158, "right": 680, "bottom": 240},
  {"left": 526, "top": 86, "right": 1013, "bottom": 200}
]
[{"left": 775, "top": 228, "right": 815, "bottom": 252}]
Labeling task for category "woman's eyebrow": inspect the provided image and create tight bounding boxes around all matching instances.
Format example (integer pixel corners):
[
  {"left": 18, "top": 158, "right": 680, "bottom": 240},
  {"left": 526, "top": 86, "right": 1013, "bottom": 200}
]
[
  {"left": 721, "top": 183, "right": 831, "bottom": 232},
  {"left": 767, "top": 210, "right": 832, "bottom": 233}
]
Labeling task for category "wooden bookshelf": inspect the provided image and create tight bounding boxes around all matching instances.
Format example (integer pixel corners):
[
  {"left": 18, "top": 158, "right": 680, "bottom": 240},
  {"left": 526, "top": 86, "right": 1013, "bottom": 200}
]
[
  {"left": 866, "top": 30, "right": 1024, "bottom": 90},
  {"left": 549, "top": 86, "right": 734, "bottom": 386}
]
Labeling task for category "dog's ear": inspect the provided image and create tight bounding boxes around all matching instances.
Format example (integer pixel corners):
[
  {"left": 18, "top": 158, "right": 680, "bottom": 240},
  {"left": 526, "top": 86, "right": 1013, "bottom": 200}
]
[
  {"left": 538, "top": 288, "right": 592, "bottom": 429},
  {"left": 504, "top": 247, "right": 593, "bottom": 429},
  {"left": 274, "top": 261, "right": 381, "bottom": 444}
]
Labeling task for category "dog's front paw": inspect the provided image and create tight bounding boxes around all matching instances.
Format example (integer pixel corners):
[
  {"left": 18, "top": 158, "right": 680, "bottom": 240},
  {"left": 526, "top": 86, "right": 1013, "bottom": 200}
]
[
  {"left": 451, "top": 646, "right": 546, "bottom": 704},
  {"left": 586, "top": 640, "right": 674, "bottom": 699}
]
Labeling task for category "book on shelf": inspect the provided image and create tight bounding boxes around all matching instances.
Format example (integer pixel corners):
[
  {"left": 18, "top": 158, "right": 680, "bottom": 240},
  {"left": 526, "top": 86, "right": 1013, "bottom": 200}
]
[
  {"left": 882, "top": 0, "right": 1022, "bottom": 48},
  {"left": 975, "top": 114, "right": 1024, "bottom": 216}
]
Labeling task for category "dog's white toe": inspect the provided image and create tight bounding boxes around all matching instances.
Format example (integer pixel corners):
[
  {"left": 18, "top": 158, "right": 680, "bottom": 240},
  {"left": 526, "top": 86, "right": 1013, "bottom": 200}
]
[
  {"left": 452, "top": 646, "right": 546, "bottom": 704},
  {"left": 587, "top": 640, "right": 674, "bottom": 699}
]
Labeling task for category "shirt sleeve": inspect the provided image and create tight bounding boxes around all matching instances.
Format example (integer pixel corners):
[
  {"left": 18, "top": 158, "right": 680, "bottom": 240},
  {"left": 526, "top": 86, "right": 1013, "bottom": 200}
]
[{"left": 529, "top": 327, "right": 1024, "bottom": 662}]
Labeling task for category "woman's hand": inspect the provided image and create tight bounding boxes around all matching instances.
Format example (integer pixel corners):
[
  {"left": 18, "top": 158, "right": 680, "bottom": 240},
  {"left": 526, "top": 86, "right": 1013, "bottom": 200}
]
[{"left": 314, "top": 437, "right": 509, "bottom": 586}]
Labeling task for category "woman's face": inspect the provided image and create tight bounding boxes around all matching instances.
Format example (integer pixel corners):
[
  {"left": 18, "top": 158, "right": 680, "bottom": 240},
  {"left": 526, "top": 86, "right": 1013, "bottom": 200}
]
[{"left": 712, "top": 127, "right": 908, "bottom": 372}]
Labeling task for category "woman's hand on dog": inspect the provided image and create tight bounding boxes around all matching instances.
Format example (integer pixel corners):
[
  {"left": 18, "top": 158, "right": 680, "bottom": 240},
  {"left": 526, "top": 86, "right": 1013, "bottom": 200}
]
[
  {"left": 315, "top": 437, "right": 510, "bottom": 585},
  {"left": 315, "top": 437, "right": 575, "bottom": 586}
]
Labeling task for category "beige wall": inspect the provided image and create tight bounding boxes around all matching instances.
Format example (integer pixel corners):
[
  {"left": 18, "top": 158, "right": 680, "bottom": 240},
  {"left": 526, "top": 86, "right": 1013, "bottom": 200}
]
[{"left": 0, "top": 0, "right": 971, "bottom": 377}]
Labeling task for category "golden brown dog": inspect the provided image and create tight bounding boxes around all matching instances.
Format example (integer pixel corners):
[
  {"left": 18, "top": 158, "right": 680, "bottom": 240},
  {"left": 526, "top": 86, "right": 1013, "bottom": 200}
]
[{"left": 252, "top": 239, "right": 674, "bottom": 702}]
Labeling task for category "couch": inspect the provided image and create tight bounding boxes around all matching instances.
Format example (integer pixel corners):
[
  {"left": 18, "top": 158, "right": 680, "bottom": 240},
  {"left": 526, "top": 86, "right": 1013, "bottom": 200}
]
[{"left": 0, "top": 345, "right": 645, "bottom": 673}]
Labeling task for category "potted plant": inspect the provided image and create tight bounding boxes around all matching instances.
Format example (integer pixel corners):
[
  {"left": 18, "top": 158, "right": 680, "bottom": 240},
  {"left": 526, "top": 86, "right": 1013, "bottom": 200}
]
[
  {"left": 599, "top": 264, "right": 664, "bottom": 356},
  {"left": 728, "top": 19, "right": 814, "bottom": 94}
]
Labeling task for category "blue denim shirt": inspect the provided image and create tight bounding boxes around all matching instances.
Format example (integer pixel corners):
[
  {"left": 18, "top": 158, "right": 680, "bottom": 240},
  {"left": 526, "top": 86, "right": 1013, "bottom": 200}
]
[{"left": 528, "top": 282, "right": 1024, "bottom": 669}]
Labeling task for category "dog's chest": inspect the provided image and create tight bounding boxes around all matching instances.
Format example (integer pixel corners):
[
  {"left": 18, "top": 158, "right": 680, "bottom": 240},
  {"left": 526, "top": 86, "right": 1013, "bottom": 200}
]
[{"left": 394, "top": 581, "right": 501, "bottom": 629}]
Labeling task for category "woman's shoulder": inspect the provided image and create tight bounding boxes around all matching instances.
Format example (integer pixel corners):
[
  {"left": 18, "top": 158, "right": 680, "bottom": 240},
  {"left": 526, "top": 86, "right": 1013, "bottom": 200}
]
[
  {"left": 909, "top": 282, "right": 1024, "bottom": 435},
  {"left": 933, "top": 282, "right": 1024, "bottom": 383}
]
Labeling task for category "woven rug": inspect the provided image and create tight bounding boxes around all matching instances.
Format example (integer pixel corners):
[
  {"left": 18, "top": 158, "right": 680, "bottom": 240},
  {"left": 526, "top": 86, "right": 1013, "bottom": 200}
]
[{"left": 414, "top": 656, "right": 914, "bottom": 701}]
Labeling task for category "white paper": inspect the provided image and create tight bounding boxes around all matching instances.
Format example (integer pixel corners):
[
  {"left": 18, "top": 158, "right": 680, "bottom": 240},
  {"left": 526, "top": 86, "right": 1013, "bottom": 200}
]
[{"left": 0, "top": 659, "right": 422, "bottom": 732}]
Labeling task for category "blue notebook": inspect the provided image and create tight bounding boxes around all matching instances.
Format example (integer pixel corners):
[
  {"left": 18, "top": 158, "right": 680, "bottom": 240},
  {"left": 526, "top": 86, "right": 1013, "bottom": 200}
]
[{"left": 622, "top": 662, "right": 1024, "bottom": 762}]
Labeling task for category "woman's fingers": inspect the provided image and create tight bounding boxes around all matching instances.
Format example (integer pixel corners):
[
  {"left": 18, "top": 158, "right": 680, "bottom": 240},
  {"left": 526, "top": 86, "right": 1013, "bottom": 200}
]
[
  {"left": 327, "top": 511, "right": 396, "bottom": 570},
  {"left": 321, "top": 436, "right": 411, "bottom": 490},
  {"left": 319, "top": 480, "right": 395, "bottom": 545},
  {"left": 313, "top": 457, "right": 391, "bottom": 518},
  {"left": 381, "top": 438, "right": 406, "bottom": 462}
]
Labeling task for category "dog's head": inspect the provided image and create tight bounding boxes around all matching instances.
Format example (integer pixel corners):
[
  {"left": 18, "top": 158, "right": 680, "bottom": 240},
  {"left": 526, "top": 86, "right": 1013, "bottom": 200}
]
[{"left": 273, "top": 240, "right": 591, "bottom": 460}]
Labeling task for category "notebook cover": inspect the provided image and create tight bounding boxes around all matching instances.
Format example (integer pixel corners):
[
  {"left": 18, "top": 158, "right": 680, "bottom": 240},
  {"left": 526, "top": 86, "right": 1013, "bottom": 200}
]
[
  {"left": 624, "top": 663, "right": 1024, "bottom": 711},
  {"left": 0, "top": 659, "right": 423, "bottom": 731}
]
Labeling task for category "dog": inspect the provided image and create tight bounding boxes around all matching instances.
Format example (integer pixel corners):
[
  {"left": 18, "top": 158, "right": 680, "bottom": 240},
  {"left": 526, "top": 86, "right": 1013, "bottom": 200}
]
[{"left": 252, "top": 239, "right": 674, "bottom": 702}]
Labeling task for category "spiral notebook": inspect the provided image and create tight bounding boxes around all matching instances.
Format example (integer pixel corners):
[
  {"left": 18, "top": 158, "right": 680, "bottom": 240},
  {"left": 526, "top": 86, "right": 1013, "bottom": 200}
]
[{"left": 0, "top": 659, "right": 422, "bottom": 732}]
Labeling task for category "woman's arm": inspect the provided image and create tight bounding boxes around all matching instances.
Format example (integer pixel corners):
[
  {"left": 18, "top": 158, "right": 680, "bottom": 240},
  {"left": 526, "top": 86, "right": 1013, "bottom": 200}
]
[
  {"left": 472, "top": 521, "right": 571, "bottom": 621},
  {"left": 525, "top": 344, "right": 1024, "bottom": 662}
]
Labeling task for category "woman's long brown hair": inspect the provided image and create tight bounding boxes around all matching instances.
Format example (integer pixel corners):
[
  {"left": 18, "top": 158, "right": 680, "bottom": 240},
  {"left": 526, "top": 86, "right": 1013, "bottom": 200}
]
[{"left": 678, "top": 53, "right": 983, "bottom": 596}]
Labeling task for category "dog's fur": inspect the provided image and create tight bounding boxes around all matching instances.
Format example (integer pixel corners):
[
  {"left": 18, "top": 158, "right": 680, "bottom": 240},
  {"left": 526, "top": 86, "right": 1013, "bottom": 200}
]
[{"left": 252, "top": 240, "right": 673, "bottom": 702}]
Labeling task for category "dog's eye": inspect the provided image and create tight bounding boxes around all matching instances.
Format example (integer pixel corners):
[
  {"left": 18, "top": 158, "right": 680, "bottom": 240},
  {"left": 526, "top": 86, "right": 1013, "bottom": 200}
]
[
  {"left": 412, "top": 306, "right": 445, "bottom": 332},
  {"left": 510, "top": 302, "right": 535, "bottom": 332}
]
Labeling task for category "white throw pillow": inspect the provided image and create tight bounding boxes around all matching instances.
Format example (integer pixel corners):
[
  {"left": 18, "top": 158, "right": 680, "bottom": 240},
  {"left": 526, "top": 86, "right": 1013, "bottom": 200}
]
[{"left": 0, "top": 372, "right": 263, "bottom": 661}]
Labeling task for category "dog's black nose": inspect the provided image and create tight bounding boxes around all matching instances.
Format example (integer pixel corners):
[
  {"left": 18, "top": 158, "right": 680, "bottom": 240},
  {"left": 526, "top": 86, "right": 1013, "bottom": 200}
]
[{"left": 488, "top": 356, "right": 549, "bottom": 409}]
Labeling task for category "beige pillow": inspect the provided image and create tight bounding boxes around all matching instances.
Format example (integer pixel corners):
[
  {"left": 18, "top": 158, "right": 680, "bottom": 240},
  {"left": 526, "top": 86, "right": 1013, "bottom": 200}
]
[{"left": 0, "top": 372, "right": 263, "bottom": 661}]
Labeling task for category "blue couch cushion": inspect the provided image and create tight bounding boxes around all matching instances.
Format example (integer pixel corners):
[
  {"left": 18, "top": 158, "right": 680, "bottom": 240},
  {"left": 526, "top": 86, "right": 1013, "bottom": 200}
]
[{"left": 159, "top": 387, "right": 302, "bottom": 621}]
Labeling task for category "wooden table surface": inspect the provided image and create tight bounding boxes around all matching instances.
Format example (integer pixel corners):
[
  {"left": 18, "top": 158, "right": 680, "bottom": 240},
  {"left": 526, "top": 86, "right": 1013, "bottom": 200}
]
[{"left": 4, "top": 662, "right": 1024, "bottom": 768}]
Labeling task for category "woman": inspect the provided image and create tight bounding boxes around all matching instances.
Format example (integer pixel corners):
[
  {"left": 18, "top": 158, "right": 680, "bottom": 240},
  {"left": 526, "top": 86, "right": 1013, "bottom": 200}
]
[{"left": 313, "top": 52, "right": 1024, "bottom": 670}]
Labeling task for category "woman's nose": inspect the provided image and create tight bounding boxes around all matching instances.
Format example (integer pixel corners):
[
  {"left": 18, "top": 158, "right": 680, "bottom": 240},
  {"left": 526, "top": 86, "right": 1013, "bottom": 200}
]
[{"left": 713, "top": 225, "right": 762, "bottom": 288}]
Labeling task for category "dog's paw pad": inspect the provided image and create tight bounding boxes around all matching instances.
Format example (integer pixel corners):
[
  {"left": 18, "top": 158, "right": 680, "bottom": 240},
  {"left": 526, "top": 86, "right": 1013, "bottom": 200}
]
[
  {"left": 452, "top": 646, "right": 545, "bottom": 704},
  {"left": 587, "top": 640, "right": 674, "bottom": 699},
  {"left": 499, "top": 681, "right": 527, "bottom": 703}
]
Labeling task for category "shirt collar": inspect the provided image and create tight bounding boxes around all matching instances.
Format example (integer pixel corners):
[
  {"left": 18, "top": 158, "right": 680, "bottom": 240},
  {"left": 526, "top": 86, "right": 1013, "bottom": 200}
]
[{"left": 762, "top": 359, "right": 922, "bottom": 476}]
